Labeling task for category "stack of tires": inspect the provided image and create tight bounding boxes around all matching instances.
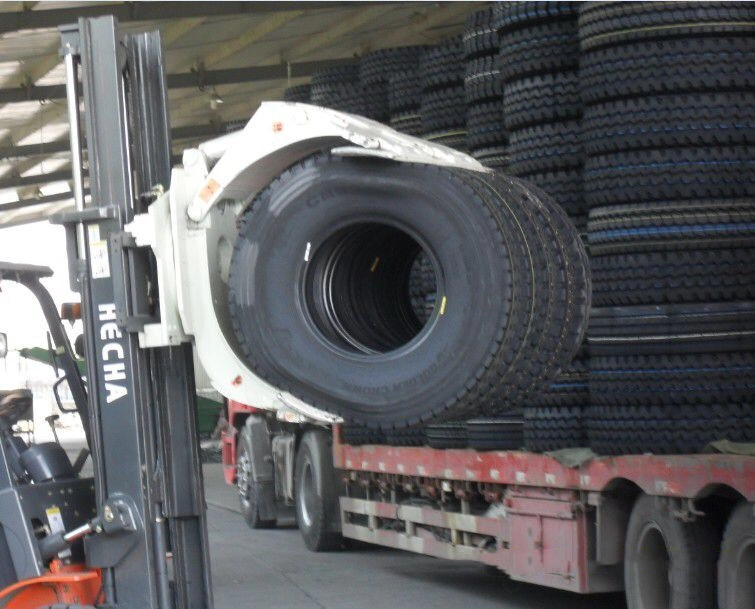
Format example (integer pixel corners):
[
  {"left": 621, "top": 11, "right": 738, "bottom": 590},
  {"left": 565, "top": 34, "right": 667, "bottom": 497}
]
[
  {"left": 310, "top": 64, "right": 368, "bottom": 117},
  {"left": 463, "top": 6, "right": 507, "bottom": 169},
  {"left": 420, "top": 36, "right": 467, "bottom": 150},
  {"left": 283, "top": 84, "right": 311, "bottom": 103},
  {"left": 580, "top": 1, "right": 755, "bottom": 454},
  {"left": 492, "top": 2, "right": 589, "bottom": 452},
  {"left": 229, "top": 156, "right": 589, "bottom": 432},
  {"left": 388, "top": 69, "right": 423, "bottom": 136},
  {"left": 360, "top": 47, "right": 426, "bottom": 127},
  {"left": 497, "top": 1, "right": 586, "bottom": 228}
]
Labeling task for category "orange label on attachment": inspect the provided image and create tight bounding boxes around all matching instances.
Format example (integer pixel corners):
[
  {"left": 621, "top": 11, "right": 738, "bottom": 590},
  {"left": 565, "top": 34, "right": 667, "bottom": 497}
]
[{"left": 199, "top": 178, "right": 221, "bottom": 203}]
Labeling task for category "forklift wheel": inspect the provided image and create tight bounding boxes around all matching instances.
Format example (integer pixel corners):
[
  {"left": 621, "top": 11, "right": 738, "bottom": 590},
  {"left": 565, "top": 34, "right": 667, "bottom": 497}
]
[{"left": 237, "top": 427, "right": 276, "bottom": 529}]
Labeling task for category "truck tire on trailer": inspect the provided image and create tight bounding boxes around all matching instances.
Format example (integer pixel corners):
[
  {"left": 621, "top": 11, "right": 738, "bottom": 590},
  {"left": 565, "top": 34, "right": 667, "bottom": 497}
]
[
  {"left": 718, "top": 502, "right": 755, "bottom": 609},
  {"left": 624, "top": 494, "right": 718, "bottom": 609},
  {"left": 236, "top": 427, "right": 276, "bottom": 529},
  {"left": 294, "top": 430, "right": 341, "bottom": 552},
  {"left": 228, "top": 153, "right": 589, "bottom": 427}
]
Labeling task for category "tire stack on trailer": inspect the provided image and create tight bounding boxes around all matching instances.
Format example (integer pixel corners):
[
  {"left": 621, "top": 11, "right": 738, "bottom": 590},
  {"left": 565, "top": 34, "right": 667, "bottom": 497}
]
[
  {"left": 310, "top": 64, "right": 367, "bottom": 117},
  {"left": 580, "top": 1, "right": 755, "bottom": 454},
  {"left": 283, "top": 84, "right": 311, "bottom": 103},
  {"left": 419, "top": 36, "right": 467, "bottom": 150},
  {"left": 497, "top": 1, "right": 585, "bottom": 228},
  {"left": 360, "top": 47, "right": 427, "bottom": 130},
  {"left": 463, "top": 6, "right": 507, "bottom": 170},
  {"left": 489, "top": 2, "right": 590, "bottom": 452}
]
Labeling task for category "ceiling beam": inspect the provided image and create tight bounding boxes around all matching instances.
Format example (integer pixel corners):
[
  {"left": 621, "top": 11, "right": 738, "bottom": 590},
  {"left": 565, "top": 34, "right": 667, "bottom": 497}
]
[
  {"left": 0, "top": 188, "right": 86, "bottom": 212},
  {"left": 0, "top": 168, "right": 75, "bottom": 190},
  {"left": 0, "top": 120, "right": 244, "bottom": 160},
  {"left": 0, "top": 2, "right": 384, "bottom": 35},
  {"left": 0, "top": 57, "right": 357, "bottom": 104}
]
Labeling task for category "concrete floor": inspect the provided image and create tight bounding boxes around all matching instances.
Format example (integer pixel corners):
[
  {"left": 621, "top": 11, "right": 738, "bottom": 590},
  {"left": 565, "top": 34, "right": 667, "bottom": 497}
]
[{"left": 203, "top": 464, "right": 627, "bottom": 609}]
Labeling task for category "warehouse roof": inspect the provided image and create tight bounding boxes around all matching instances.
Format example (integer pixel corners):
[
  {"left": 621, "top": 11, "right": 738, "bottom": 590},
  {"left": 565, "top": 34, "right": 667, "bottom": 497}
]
[{"left": 0, "top": 1, "right": 480, "bottom": 226}]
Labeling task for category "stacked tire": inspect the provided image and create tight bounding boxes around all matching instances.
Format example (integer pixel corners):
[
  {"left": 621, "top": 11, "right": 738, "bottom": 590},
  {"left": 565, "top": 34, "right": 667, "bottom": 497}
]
[
  {"left": 283, "top": 84, "right": 311, "bottom": 103},
  {"left": 496, "top": 1, "right": 586, "bottom": 228},
  {"left": 580, "top": 1, "right": 755, "bottom": 454},
  {"left": 420, "top": 36, "right": 467, "bottom": 150},
  {"left": 310, "top": 64, "right": 368, "bottom": 117},
  {"left": 493, "top": 2, "right": 589, "bottom": 451},
  {"left": 229, "top": 155, "right": 589, "bottom": 430},
  {"left": 463, "top": 6, "right": 507, "bottom": 169}
]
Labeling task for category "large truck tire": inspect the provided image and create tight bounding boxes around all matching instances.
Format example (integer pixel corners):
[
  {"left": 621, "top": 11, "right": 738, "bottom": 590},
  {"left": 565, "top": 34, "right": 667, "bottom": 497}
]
[
  {"left": 624, "top": 494, "right": 718, "bottom": 609},
  {"left": 294, "top": 430, "right": 342, "bottom": 552},
  {"left": 236, "top": 426, "right": 276, "bottom": 529},
  {"left": 718, "top": 501, "right": 755, "bottom": 609},
  {"left": 228, "top": 154, "right": 589, "bottom": 428}
]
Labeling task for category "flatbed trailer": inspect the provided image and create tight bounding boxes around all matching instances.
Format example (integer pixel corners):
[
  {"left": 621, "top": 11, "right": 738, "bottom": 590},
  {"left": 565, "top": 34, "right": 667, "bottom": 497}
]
[{"left": 330, "top": 426, "right": 755, "bottom": 605}]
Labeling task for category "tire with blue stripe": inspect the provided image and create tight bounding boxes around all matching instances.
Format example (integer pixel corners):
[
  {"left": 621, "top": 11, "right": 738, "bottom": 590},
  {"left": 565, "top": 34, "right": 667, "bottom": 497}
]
[
  {"left": 586, "top": 403, "right": 755, "bottom": 455},
  {"left": 584, "top": 147, "right": 755, "bottom": 207},
  {"left": 591, "top": 247, "right": 755, "bottom": 307},
  {"left": 587, "top": 200, "right": 755, "bottom": 255},
  {"left": 582, "top": 93, "right": 755, "bottom": 156},
  {"left": 579, "top": 37, "right": 755, "bottom": 106},
  {"left": 589, "top": 352, "right": 755, "bottom": 406}
]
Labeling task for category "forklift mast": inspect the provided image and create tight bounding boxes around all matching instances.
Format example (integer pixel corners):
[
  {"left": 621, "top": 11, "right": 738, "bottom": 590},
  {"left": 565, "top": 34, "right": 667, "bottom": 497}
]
[{"left": 54, "top": 17, "right": 212, "bottom": 609}]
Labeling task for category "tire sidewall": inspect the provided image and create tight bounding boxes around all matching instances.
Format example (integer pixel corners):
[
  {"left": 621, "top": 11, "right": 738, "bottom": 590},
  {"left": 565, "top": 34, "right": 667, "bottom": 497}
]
[{"left": 230, "top": 158, "right": 510, "bottom": 425}]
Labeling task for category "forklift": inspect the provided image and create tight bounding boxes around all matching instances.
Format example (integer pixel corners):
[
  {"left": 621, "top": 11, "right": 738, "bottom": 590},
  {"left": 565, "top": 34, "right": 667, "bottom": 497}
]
[{"left": 0, "top": 17, "right": 212, "bottom": 609}]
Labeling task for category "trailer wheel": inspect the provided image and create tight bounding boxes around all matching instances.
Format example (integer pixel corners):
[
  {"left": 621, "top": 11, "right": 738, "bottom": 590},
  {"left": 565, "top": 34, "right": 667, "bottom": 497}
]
[
  {"left": 625, "top": 494, "right": 718, "bottom": 609},
  {"left": 718, "top": 502, "right": 755, "bottom": 609},
  {"left": 237, "top": 427, "right": 276, "bottom": 529},
  {"left": 295, "top": 430, "right": 341, "bottom": 552}
]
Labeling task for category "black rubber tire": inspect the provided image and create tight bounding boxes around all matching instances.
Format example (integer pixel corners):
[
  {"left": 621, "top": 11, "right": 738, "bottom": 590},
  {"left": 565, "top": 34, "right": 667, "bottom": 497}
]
[
  {"left": 579, "top": 1, "right": 755, "bottom": 51},
  {"left": 523, "top": 406, "right": 586, "bottom": 452},
  {"left": 425, "top": 423, "right": 468, "bottom": 449},
  {"left": 229, "top": 155, "right": 588, "bottom": 427},
  {"left": 624, "top": 494, "right": 719, "bottom": 609},
  {"left": 583, "top": 146, "right": 755, "bottom": 208},
  {"left": 508, "top": 121, "right": 583, "bottom": 176},
  {"left": 591, "top": 247, "right": 755, "bottom": 307},
  {"left": 466, "top": 101, "right": 507, "bottom": 151},
  {"left": 420, "top": 86, "right": 466, "bottom": 133},
  {"left": 237, "top": 426, "right": 276, "bottom": 529},
  {"left": 464, "top": 55, "right": 502, "bottom": 104},
  {"left": 471, "top": 145, "right": 509, "bottom": 171},
  {"left": 497, "top": 20, "right": 580, "bottom": 82},
  {"left": 295, "top": 430, "right": 342, "bottom": 552},
  {"left": 463, "top": 5, "right": 499, "bottom": 59},
  {"left": 384, "top": 426, "right": 425, "bottom": 447},
  {"left": 360, "top": 46, "right": 426, "bottom": 85},
  {"left": 420, "top": 36, "right": 464, "bottom": 92},
  {"left": 589, "top": 352, "right": 755, "bottom": 406},
  {"left": 283, "top": 84, "right": 311, "bottom": 103},
  {"left": 493, "top": 1, "right": 578, "bottom": 32},
  {"left": 582, "top": 93, "right": 755, "bottom": 155},
  {"left": 466, "top": 418, "right": 524, "bottom": 451},
  {"left": 341, "top": 424, "right": 384, "bottom": 446},
  {"left": 388, "top": 70, "right": 421, "bottom": 114},
  {"left": 311, "top": 64, "right": 360, "bottom": 88},
  {"left": 591, "top": 300, "right": 755, "bottom": 332},
  {"left": 587, "top": 200, "right": 755, "bottom": 255},
  {"left": 532, "top": 358, "right": 589, "bottom": 408},
  {"left": 587, "top": 403, "right": 755, "bottom": 455},
  {"left": 718, "top": 501, "right": 755, "bottom": 609},
  {"left": 503, "top": 71, "right": 581, "bottom": 131},
  {"left": 424, "top": 130, "right": 468, "bottom": 152},
  {"left": 389, "top": 113, "right": 423, "bottom": 137},
  {"left": 518, "top": 169, "right": 586, "bottom": 225},
  {"left": 310, "top": 82, "right": 366, "bottom": 116},
  {"left": 579, "top": 37, "right": 755, "bottom": 105}
]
